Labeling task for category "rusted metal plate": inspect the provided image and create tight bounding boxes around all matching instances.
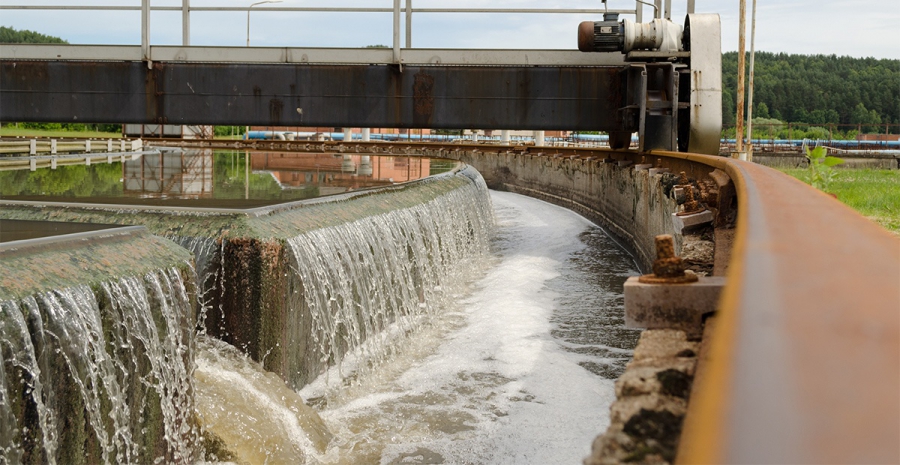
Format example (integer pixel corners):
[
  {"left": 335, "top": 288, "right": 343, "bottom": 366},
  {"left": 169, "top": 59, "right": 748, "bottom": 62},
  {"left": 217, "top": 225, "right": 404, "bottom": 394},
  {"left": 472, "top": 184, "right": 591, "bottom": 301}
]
[{"left": 0, "top": 61, "right": 627, "bottom": 131}]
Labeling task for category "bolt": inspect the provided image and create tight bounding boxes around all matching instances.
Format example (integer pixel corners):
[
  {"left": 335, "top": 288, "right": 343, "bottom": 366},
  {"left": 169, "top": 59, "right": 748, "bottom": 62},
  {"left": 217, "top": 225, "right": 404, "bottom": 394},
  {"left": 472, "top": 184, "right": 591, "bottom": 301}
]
[
  {"left": 682, "top": 183, "right": 703, "bottom": 214},
  {"left": 639, "top": 234, "right": 698, "bottom": 284}
]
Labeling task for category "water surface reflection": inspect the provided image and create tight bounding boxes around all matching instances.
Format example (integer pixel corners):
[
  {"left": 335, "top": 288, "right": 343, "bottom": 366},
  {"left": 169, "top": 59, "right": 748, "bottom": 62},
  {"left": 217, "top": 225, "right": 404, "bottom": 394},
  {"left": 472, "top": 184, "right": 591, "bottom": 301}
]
[{"left": 0, "top": 149, "right": 457, "bottom": 208}]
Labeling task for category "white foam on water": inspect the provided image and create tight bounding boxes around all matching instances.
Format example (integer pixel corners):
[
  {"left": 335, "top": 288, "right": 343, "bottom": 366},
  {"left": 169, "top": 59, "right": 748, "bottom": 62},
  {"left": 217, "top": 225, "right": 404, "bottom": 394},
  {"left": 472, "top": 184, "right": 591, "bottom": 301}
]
[{"left": 306, "top": 191, "right": 639, "bottom": 464}]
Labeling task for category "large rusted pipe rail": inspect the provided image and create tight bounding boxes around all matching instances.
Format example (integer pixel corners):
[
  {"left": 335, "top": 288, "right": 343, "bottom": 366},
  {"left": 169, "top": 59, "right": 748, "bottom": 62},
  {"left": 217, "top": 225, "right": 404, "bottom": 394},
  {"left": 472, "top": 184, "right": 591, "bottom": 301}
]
[{"left": 676, "top": 155, "right": 900, "bottom": 464}]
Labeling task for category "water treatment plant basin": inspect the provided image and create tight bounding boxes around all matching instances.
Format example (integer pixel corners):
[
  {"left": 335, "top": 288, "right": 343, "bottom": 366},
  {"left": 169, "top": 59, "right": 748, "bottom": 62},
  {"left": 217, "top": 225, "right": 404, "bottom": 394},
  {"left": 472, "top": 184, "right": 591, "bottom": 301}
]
[{"left": 0, "top": 147, "right": 458, "bottom": 209}]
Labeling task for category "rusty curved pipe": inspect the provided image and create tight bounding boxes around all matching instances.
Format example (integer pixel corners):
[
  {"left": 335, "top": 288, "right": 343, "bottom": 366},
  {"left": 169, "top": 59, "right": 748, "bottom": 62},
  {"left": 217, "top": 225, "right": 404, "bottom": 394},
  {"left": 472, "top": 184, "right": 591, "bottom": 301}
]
[{"left": 668, "top": 153, "right": 900, "bottom": 464}]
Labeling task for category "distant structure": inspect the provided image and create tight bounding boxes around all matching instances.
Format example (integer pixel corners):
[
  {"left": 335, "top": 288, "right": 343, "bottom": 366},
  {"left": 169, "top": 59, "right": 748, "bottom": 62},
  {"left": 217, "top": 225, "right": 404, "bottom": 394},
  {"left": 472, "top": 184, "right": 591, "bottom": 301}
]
[{"left": 123, "top": 124, "right": 213, "bottom": 139}]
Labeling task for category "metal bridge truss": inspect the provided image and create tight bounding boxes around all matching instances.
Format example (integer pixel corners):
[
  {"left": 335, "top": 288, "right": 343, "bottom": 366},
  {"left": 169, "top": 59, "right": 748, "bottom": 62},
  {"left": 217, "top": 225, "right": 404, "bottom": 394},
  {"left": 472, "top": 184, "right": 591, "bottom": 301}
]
[{"left": 0, "top": 1, "right": 721, "bottom": 154}]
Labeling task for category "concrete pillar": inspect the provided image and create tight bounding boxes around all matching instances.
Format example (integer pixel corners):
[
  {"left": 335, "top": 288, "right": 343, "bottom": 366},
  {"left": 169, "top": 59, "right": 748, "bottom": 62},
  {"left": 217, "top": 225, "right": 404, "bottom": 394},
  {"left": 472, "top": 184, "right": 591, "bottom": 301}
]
[
  {"left": 86, "top": 156, "right": 91, "bottom": 166},
  {"left": 108, "top": 155, "right": 114, "bottom": 164},
  {"left": 362, "top": 128, "right": 371, "bottom": 142},
  {"left": 341, "top": 154, "right": 355, "bottom": 172},
  {"left": 108, "top": 139, "right": 113, "bottom": 152},
  {"left": 472, "top": 131, "right": 479, "bottom": 143},
  {"left": 85, "top": 139, "right": 91, "bottom": 152},
  {"left": 51, "top": 139, "right": 57, "bottom": 154},
  {"left": 29, "top": 139, "right": 36, "bottom": 155},
  {"left": 501, "top": 130, "right": 510, "bottom": 144},
  {"left": 29, "top": 157, "right": 36, "bottom": 171},
  {"left": 359, "top": 155, "right": 373, "bottom": 176},
  {"left": 343, "top": 127, "right": 352, "bottom": 142},
  {"left": 534, "top": 130, "right": 545, "bottom": 147},
  {"left": 120, "top": 140, "right": 126, "bottom": 151},
  {"left": 51, "top": 157, "right": 57, "bottom": 170}
]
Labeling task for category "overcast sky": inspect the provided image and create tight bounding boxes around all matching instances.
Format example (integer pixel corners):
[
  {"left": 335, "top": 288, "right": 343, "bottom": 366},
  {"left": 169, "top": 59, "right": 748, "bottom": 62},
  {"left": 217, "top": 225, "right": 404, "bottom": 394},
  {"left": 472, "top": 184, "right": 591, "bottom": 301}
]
[{"left": 1, "top": 0, "right": 898, "bottom": 59}]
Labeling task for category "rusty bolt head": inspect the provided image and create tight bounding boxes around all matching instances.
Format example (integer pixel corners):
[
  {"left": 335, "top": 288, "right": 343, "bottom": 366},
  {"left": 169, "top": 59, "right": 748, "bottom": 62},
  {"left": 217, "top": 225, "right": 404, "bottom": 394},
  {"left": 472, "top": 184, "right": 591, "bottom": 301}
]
[
  {"left": 639, "top": 234, "right": 699, "bottom": 284},
  {"left": 655, "top": 234, "right": 676, "bottom": 260}
]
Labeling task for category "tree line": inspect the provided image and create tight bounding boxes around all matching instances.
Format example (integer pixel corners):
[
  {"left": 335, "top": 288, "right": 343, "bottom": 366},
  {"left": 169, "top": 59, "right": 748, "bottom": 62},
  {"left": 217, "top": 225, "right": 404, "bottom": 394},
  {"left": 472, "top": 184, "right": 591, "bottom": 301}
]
[
  {"left": 722, "top": 51, "right": 899, "bottom": 134},
  {"left": 0, "top": 26, "right": 67, "bottom": 44}
]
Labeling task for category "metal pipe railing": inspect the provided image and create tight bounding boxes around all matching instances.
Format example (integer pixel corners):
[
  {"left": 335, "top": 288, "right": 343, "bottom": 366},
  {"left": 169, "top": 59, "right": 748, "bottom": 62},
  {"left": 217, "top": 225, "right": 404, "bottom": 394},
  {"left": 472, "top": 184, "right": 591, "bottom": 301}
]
[{"left": 0, "top": 2, "right": 642, "bottom": 62}]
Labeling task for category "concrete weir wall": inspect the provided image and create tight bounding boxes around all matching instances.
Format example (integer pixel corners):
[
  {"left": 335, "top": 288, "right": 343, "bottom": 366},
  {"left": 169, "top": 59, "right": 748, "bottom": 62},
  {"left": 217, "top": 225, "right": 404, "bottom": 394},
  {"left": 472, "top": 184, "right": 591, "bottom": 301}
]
[
  {"left": 0, "top": 166, "right": 490, "bottom": 391},
  {"left": 418, "top": 147, "right": 735, "bottom": 272},
  {"left": 0, "top": 226, "right": 199, "bottom": 463}
]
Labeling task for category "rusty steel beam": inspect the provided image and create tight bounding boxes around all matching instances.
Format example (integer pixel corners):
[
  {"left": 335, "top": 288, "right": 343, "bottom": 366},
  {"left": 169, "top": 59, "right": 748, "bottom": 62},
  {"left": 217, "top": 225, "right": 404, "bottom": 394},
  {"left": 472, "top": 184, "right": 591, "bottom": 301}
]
[{"left": 0, "top": 60, "right": 629, "bottom": 131}]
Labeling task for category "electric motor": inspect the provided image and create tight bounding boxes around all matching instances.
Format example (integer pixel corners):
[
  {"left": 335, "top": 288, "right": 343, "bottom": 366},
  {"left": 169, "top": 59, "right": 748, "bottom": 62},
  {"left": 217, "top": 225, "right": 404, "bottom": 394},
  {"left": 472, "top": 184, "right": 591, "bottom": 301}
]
[
  {"left": 578, "top": 13, "right": 624, "bottom": 52},
  {"left": 579, "top": 15, "right": 684, "bottom": 54}
]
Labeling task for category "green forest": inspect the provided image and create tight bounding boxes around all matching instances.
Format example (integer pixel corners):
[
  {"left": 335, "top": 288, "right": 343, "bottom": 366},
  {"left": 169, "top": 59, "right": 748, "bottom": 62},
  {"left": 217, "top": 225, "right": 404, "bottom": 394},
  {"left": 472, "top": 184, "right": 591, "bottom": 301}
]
[
  {"left": 0, "top": 26, "right": 67, "bottom": 44},
  {"left": 722, "top": 51, "right": 900, "bottom": 135}
]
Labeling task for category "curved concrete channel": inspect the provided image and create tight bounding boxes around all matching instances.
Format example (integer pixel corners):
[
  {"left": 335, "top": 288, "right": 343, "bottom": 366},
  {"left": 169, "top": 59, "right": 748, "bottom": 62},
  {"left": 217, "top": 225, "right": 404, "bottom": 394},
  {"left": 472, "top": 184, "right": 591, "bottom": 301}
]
[{"left": 440, "top": 143, "right": 898, "bottom": 464}]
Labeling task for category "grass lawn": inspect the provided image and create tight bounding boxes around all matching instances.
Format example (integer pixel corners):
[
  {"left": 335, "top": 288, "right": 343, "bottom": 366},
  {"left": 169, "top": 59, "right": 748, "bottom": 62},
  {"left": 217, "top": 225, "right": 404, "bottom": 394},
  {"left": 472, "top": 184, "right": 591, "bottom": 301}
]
[
  {"left": 779, "top": 168, "right": 900, "bottom": 235},
  {"left": 0, "top": 127, "right": 123, "bottom": 139}
]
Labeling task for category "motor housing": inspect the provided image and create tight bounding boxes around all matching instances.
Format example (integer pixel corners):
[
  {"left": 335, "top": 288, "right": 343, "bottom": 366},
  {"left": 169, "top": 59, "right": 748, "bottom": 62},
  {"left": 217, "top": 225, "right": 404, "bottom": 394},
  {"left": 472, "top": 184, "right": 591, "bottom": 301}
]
[
  {"left": 579, "top": 15, "right": 683, "bottom": 54},
  {"left": 578, "top": 13, "right": 624, "bottom": 52}
]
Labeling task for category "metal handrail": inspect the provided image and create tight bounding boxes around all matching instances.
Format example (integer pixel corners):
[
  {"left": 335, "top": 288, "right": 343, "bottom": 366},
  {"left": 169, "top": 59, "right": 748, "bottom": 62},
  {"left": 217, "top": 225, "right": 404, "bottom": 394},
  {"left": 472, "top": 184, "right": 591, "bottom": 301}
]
[{"left": 0, "top": 1, "right": 659, "bottom": 63}]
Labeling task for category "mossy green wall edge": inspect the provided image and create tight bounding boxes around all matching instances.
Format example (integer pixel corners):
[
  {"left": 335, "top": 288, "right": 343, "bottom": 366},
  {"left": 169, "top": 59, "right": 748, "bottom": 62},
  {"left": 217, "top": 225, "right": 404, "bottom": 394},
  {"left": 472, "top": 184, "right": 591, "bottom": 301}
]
[{"left": 0, "top": 229, "right": 194, "bottom": 302}]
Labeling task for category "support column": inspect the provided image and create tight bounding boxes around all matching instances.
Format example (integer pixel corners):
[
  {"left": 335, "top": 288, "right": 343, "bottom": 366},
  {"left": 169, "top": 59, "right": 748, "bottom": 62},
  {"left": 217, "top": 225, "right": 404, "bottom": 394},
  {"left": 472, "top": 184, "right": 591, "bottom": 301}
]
[
  {"left": 393, "top": 0, "right": 401, "bottom": 64},
  {"left": 735, "top": 0, "right": 747, "bottom": 156},
  {"left": 142, "top": 0, "right": 151, "bottom": 65},
  {"left": 534, "top": 130, "right": 545, "bottom": 147},
  {"left": 501, "top": 130, "right": 510, "bottom": 144},
  {"left": 405, "top": 0, "right": 412, "bottom": 48},
  {"left": 362, "top": 128, "right": 371, "bottom": 142},
  {"left": 182, "top": 0, "right": 190, "bottom": 46},
  {"left": 343, "top": 127, "right": 352, "bottom": 142}
]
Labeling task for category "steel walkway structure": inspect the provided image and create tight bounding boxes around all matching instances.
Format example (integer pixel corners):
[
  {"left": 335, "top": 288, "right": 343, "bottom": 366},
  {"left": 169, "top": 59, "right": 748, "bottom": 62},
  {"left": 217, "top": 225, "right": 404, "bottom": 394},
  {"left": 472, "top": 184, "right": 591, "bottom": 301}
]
[{"left": 0, "top": 0, "right": 721, "bottom": 155}]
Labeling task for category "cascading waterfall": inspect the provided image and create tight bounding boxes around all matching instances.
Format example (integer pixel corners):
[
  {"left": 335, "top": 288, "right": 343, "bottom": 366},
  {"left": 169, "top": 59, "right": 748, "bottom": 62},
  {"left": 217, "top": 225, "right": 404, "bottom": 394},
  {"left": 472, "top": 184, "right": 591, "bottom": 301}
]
[
  {"left": 286, "top": 175, "right": 494, "bottom": 389},
  {"left": 0, "top": 267, "right": 198, "bottom": 464},
  {"left": 169, "top": 236, "right": 222, "bottom": 331}
]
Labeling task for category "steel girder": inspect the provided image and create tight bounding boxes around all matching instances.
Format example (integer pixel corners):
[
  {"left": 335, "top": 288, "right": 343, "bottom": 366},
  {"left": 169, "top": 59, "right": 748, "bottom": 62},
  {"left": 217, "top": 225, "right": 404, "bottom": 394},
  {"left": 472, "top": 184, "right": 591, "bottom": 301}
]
[{"left": 0, "top": 61, "right": 631, "bottom": 131}]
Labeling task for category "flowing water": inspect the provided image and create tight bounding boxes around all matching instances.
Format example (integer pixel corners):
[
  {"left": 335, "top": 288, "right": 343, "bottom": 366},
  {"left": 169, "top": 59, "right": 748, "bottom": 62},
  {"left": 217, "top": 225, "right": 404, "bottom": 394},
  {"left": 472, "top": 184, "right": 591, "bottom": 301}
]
[
  {"left": 195, "top": 190, "right": 640, "bottom": 464},
  {"left": 0, "top": 268, "right": 198, "bottom": 464},
  {"left": 1, "top": 172, "right": 639, "bottom": 463},
  {"left": 284, "top": 176, "right": 495, "bottom": 387},
  {"left": 301, "top": 191, "right": 640, "bottom": 464}
]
